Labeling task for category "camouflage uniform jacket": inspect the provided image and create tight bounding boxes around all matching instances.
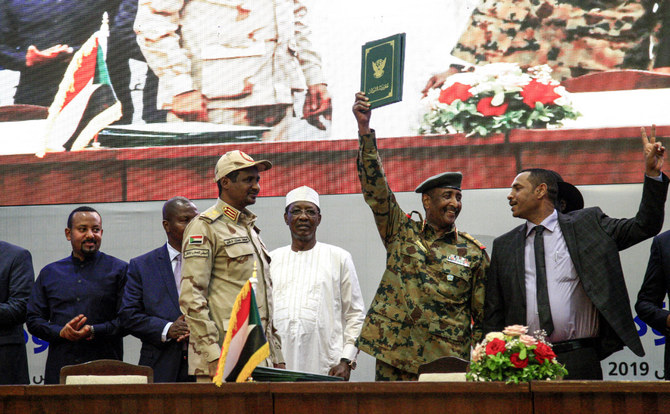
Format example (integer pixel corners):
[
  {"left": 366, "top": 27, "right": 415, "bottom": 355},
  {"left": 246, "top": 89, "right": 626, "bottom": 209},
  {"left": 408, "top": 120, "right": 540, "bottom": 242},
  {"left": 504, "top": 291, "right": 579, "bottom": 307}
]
[
  {"left": 355, "top": 131, "right": 489, "bottom": 374},
  {"left": 452, "top": 0, "right": 665, "bottom": 80},
  {"left": 179, "top": 198, "right": 283, "bottom": 376}
]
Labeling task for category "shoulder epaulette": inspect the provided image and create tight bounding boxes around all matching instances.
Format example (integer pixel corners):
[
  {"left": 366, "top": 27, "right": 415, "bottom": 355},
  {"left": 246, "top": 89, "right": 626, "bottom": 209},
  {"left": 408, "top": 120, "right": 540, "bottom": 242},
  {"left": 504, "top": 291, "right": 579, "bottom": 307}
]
[
  {"left": 200, "top": 206, "right": 223, "bottom": 223},
  {"left": 459, "top": 231, "right": 487, "bottom": 250}
]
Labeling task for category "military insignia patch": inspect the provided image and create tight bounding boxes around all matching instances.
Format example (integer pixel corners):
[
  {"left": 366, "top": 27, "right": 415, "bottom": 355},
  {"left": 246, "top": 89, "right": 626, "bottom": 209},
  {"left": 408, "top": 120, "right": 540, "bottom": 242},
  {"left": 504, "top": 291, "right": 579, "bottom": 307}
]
[
  {"left": 223, "top": 206, "right": 239, "bottom": 221},
  {"left": 188, "top": 235, "right": 204, "bottom": 245},
  {"left": 447, "top": 274, "right": 455, "bottom": 282},
  {"left": 447, "top": 254, "right": 470, "bottom": 267},
  {"left": 184, "top": 249, "right": 208, "bottom": 258}
]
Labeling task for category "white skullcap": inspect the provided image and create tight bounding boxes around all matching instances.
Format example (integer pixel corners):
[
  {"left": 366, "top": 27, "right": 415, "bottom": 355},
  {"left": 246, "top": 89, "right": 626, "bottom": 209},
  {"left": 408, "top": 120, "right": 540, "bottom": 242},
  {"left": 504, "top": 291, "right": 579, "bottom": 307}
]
[{"left": 285, "top": 186, "right": 320, "bottom": 208}]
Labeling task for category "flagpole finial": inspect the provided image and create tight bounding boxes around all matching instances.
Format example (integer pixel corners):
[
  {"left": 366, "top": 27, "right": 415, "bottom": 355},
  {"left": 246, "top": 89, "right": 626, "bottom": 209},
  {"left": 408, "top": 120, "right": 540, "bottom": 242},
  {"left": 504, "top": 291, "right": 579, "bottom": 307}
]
[
  {"left": 100, "top": 12, "right": 110, "bottom": 38},
  {"left": 250, "top": 261, "right": 258, "bottom": 292}
]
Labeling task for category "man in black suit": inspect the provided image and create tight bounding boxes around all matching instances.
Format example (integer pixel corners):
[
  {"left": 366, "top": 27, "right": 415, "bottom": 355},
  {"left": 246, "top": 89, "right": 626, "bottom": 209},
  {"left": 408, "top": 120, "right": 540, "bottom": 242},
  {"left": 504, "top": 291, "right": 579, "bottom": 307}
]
[
  {"left": 120, "top": 197, "right": 198, "bottom": 382},
  {"left": 0, "top": 241, "right": 34, "bottom": 385},
  {"left": 635, "top": 230, "right": 670, "bottom": 380},
  {"left": 486, "top": 127, "right": 668, "bottom": 379}
]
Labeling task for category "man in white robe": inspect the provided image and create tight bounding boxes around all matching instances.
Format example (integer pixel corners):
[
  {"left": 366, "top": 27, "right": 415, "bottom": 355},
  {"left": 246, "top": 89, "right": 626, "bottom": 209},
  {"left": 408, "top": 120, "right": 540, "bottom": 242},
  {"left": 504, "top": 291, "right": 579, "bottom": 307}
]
[{"left": 270, "top": 186, "right": 365, "bottom": 380}]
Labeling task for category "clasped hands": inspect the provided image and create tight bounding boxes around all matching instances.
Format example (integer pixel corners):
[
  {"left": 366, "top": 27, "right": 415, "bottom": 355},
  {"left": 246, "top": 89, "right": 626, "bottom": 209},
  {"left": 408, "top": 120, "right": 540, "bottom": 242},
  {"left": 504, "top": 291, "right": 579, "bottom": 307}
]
[{"left": 59, "top": 314, "right": 93, "bottom": 341}]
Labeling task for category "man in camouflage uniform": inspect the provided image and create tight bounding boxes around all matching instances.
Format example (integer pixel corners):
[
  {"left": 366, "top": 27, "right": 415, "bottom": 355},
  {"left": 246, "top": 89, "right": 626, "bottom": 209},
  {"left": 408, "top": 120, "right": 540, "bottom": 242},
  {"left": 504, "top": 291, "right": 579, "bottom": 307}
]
[
  {"left": 423, "top": 0, "right": 669, "bottom": 93},
  {"left": 352, "top": 92, "right": 489, "bottom": 381},
  {"left": 179, "top": 150, "right": 284, "bottom": 381}
]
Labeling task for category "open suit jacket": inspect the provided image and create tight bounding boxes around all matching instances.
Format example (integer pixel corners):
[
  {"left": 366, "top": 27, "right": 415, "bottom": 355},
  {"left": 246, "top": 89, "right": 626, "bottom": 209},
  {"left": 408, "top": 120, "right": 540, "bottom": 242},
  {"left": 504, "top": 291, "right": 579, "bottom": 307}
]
[
  {"left": 120, "top": 244, "right": 185, "bottom": 382},
  {"left": 485, "top": 175, "right": 669, "bottom": 360},
  {"left": 635, "top": 230, "right": 670, "bottom": 379}
]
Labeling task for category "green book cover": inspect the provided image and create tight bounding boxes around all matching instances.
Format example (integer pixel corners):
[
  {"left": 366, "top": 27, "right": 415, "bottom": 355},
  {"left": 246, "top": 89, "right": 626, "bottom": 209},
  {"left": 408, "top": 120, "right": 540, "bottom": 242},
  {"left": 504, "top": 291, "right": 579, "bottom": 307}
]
[{"left": 361, "top": 33, "right": 405, "bottom": 109}]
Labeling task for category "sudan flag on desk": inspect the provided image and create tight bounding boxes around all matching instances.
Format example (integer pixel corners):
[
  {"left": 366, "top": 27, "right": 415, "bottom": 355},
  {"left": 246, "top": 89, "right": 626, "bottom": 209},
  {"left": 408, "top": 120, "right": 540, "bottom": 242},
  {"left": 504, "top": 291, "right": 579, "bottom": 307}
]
[
  {"left": 39, "top": 13, "right": 122, "bottom": 156},
  {"left": 212, "top": 278, "right": 270, "bottom": 385}
]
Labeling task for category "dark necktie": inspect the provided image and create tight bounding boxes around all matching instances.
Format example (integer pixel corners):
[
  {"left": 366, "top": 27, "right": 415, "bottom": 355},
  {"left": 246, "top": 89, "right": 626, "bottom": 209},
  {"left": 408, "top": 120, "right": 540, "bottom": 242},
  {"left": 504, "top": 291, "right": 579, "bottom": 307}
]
[{"left": 534, "top": 225, "right": 554, "bottom": 335}]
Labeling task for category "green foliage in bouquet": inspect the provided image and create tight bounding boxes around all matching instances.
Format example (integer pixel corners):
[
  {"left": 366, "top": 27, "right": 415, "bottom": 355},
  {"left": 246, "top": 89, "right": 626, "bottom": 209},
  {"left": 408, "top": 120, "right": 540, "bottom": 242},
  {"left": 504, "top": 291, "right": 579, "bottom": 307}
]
[
  {"left": 419, "top": 63, "right": 580, "bottom": 137},
  {"left": 466, "top": 325, "right": 568, "bottom": 384}
]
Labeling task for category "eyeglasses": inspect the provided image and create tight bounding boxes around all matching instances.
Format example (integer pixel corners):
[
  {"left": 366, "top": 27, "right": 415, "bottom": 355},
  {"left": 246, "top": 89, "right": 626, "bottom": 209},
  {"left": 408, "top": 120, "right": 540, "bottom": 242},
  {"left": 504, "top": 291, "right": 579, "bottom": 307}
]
[{"left": 289, "top": 208, "right": 319, "bottom": 217}]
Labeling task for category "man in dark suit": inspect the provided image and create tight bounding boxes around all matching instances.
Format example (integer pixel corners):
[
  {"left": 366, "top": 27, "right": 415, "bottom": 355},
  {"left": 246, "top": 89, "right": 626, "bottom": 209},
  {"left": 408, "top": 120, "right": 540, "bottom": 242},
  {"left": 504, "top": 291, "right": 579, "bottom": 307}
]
[
  {"left": 0, "top": 241, "right": 34, "bottom": 385},
  {"left": 635, "top": 230, "right": 670, "bottom": 380},
  {"left": 486, "top": 127, "right": 668, "bottom": 379},
  {"left": 120, "top": 197, "right": 198, "bottom": 382}
]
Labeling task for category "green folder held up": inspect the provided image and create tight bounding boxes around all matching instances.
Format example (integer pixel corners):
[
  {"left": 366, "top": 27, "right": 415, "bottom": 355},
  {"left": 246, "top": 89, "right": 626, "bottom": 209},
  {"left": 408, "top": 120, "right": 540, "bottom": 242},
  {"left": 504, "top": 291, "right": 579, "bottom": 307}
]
[{"left": 361, "top": 33, "right": 406, "bottom": 109}]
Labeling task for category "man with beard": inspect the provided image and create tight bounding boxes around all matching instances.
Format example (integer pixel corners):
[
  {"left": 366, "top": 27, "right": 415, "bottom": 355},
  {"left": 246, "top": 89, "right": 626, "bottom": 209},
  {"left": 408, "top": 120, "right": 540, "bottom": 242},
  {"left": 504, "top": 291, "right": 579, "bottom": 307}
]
[
  {"left": 120, "top": 197, "right": 198, "bottom": 382},
  {"left": 486, "top": 128, "right": 668, "bottom": 379},
  {"left": 27, "top": 206, "right": 127, "bottom": 384},
  {"left": 270, "top": 186, "right": 365, "bottom": 380},
  {"left": 352, "top": 92, "right": 489, "bottom": 381},
  {"left": 179, "top": 151, "right": 284, "bottom": 381}
]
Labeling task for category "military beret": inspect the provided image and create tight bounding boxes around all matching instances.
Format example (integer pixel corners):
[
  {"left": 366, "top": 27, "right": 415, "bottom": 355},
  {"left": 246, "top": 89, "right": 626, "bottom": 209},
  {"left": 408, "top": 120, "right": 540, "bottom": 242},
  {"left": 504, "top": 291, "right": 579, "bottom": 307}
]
[{"left": 414, "top": 172, "right": 463, "bottom": 193}]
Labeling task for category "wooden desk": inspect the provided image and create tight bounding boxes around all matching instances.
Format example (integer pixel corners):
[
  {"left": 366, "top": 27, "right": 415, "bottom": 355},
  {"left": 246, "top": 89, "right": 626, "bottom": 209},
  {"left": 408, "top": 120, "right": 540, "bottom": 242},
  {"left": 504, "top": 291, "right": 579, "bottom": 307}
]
[
  {"left": 0, "top": 382, "right": 530, "bottom": 414},
  {"left": 531, "top": 381, "right": 670, "bottom": 414}
]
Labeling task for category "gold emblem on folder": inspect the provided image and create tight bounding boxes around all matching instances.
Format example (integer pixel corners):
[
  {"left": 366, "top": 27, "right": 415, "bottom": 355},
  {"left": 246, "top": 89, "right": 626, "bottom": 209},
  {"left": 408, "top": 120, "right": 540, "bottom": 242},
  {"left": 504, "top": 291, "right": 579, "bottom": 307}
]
[{"left": 372, "top": 58, "right": 386, "bottom": 79}]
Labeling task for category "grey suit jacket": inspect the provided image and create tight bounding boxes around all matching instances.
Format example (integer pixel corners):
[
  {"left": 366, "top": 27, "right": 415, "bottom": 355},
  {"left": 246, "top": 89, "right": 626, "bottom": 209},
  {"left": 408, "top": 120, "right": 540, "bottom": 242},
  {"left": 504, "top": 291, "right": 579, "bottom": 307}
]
[{"left": 485, "top": 174, "right": 669, "bottom": 359}]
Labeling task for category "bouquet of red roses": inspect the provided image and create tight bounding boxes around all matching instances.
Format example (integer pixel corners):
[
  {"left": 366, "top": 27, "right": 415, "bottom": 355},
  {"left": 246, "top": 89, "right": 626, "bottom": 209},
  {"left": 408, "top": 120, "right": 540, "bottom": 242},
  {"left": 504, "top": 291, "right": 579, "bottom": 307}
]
[
  {"left": 466, "top": 325, "right": 568, "bottom": 384},
  {"left": 419, "top": 63, "right": 580, "bottom": 137}
]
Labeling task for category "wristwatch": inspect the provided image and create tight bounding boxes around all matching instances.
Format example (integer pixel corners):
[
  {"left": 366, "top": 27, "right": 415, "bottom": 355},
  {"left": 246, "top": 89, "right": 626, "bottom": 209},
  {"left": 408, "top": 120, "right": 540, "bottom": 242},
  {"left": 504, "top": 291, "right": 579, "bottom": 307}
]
[{"left": 340, "top": 358, "right": 356, "bottom": 370}]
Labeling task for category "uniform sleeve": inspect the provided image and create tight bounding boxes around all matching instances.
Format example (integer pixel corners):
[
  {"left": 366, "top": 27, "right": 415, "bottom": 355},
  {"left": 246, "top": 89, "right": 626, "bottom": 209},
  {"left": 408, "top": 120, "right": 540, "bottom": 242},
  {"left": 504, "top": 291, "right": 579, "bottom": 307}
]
[
  {"left": 654, "top": 0, "right": 670, "bottom": 68},
  {"left": 635, "top": 236, "right": 670, "bottom": 335},
  {"left": 356, "top": 130, "right": 408, "bottom": 247},
  {"left": 0, "top": 248, "right": 34, "bottom": 327},
  {"left": 26, "top": 270, "right": 65, "bottom": 344},
  {"left": 292, "top": 0, "right": 325, "bottom": 86},
  {"left": 134, "top": 0, "right": 194, "bottom": 107},
  {"left": 470, "top": 248, "right": 489, "bottom": 344},
  {"left": 339, "top": 252, "right": 366, "bottom": 361},
  {"left": 180, "top": 219, "right": 221, "bottom": 364}
]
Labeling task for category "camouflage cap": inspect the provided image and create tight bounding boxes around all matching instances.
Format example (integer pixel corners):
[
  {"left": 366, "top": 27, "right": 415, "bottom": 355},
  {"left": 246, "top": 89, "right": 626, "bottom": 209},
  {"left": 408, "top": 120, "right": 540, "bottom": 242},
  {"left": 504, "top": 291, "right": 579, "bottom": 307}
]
[
  {"left": 214, "top": 150, "right": 272, "bottom": 182},
  {"left": 414, "top": 172, "right": 463, "bottom": 193}
]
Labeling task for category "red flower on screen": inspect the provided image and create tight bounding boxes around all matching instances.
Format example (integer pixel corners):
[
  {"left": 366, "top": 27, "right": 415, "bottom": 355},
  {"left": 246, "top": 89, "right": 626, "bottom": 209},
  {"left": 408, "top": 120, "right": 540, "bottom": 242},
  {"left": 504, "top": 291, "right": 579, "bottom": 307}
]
[
  {"left": 521, "top": 79, "right": 561, "bottom": 108},
  {"left": 477, "top": 97, "right": 508, "bottom": 116},
  {"left": 438, "top": 82, "right": 473, "bottom": 104}
]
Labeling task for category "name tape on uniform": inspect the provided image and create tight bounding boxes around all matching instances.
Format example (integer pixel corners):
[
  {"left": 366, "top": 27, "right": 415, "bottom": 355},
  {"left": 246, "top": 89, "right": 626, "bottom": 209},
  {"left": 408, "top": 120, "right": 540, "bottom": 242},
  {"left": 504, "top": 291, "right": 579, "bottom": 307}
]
[
  {"left": 224, "top": 236, "right": 250, "bottom": 246},
  {"left": 184, "top": 249, "right": 208, "bottom": 258}
]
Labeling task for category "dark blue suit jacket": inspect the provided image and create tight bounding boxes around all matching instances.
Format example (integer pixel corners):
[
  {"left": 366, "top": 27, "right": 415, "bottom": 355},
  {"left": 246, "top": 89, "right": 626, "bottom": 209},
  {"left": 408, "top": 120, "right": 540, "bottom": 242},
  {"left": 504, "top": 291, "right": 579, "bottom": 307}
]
[
  {"left": 0, "top": 241, "right": 33, "bottom": 384},
  {"left": 120, "top": 244, "right": 185, "bottom": 382},
  {"left": 635, "top": 230, "right": 670, "bottom": 379}
]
